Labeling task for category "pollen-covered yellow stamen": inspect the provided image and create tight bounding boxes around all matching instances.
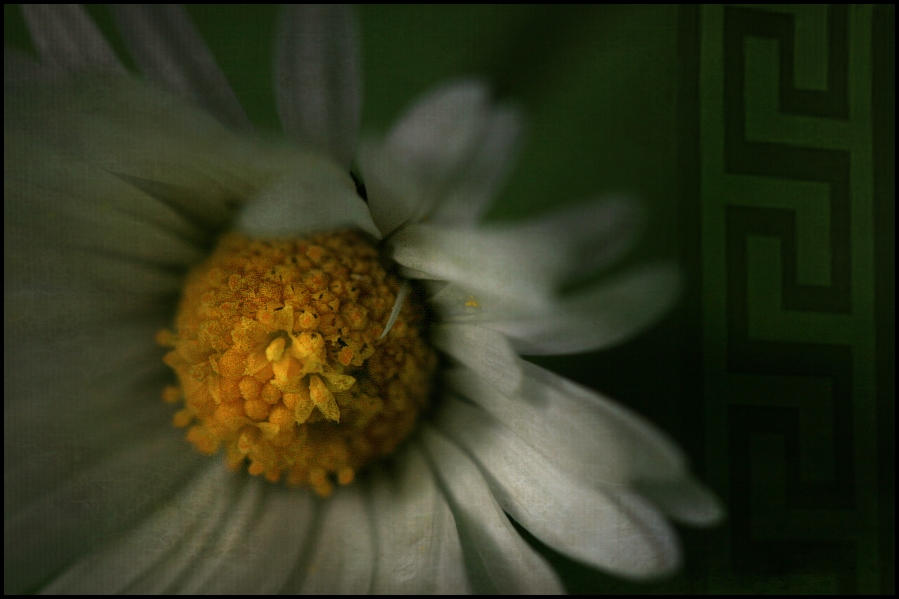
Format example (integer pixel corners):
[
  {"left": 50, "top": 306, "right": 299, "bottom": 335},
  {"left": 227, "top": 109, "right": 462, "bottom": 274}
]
[{"left": 159, "top": 230, "right": 436, "bottom": 497}]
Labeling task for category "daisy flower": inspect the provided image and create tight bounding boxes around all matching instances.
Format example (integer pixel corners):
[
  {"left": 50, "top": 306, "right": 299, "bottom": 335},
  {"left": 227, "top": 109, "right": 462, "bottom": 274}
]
[{"left": 4, "top": 5, "right": 722, "bottom": 594}]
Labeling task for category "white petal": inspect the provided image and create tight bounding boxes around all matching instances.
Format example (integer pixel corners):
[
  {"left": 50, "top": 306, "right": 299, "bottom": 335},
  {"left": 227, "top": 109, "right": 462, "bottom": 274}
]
[
  {"left": 22, "top": 4, "right": 126, "bottom": 74},
  {"left": 292, "top": 485, "right": 374, "bottom": 594},
  {"left": 390, "top": 223, "right": 555, "bottom": 313},
  {"left": 433, "top": 324, "right": 522, "bottom": 395},
  {"left": 4, "top": 430, "right": 205, "bottom": 594},
  {"left": 4, "top": 319, "right": 178, "bottom": 516},
  {"left": 5, "top": 139, "right": 205, "bottom": 268},
  {"left": 428, "top": 280, "right": 521, "bottom": 322},
  {"left": 4, "top": 157, "right": 187, "bottom": 310},
  {"left": 41, "top": 462, "right": 233, "bottom": 594},
  {"left": 5, "top": 246, "right": 180, "bottom": 337},
  {"left": 369, "top": 443, "right": 470, "bottom": 594},
  {"left": 437, "top": 396, "right": 681, "bottom": 579},
  {"left": 5, "top": 126, "right": 208, "bottom": 245},
  {"left": 6, "top": 76, "right": 280, "bottom": 232},
  {"left": 495, "top": 263, "right": 681, "bottom": 355},
  {"left": 385, "top": 81, "right": 490, "bottom": 177},
  {"left": 495, "top": 195, "right": 642, "bottom": 285},
  {"left": 276, "top": 4, "right": 360, "bottom": 170},
  {"left": 111, "top": 5, "right": 253, "bottom": 132},
  {"left": 429, "top": 106, "right": 524, "bottom": 229},
  {"left": 5, "top": 46, "right": 65, "bottom": 86},
  {"left": 361, "top": 81, "right": 493, "bottom": 235},
  {"left": 234, "top": 154, "right": 380, "bottom": 239},
  {"left": 394, "top": 198, "right": 643, "bottom": 316},
  {"left": 421, "top": 427, "right": 564, "bottom": 594},
  {"left": 356, "top": 138, "right": 421, "bottom": 237},
  {"left": 428, "top": 279, "right": 560, "bottom": 333},
  {"left": 5, "top": 129, "right": 182, "bottom": 506},
  {"left": 193, "top": 487, "right": 318, "bottom": 594},
  {"left": 635, "top": 479, "right": 725, "bottom": 527},
  {"left": 447, "top": 360, "right": 688, "bottom": 486},
  {"left": 175, "top": 479, "right": 263, "bottom": 593},
  {"left": 121, "top": 474, "right": 248, "bottom": 594}
]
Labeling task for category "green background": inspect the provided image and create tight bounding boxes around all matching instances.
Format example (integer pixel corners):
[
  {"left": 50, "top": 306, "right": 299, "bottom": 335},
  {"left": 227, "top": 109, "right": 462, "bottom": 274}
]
[{"left": 5, "top": 5, "right": 893, "bottom": 594}]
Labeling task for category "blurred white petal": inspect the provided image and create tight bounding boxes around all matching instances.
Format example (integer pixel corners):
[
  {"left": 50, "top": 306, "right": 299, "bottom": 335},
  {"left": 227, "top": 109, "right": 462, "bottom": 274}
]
[
  {"left": 4, "top": 46, "right": 65, "bottom": 85},
  {"left": 4, "top": 312, "right": 178, "bottom": 510},
  {"left": 390, "top": 223, "right": 555, "bottom": 312},
  {"left": 276, "top": 4, "right": 360, "bottom": 170},
  {"left": 447, "top": 360, "right": 689, "bottom": 485},
  {"left": 370, "top": 444, "right": 470, "bottom": 594},
  {"left": 176, "top": 479, "right": 263, "bottom": 593},
  {"left": 391, "top": 197, "right": 640, "bottom": 312},
  {"left": 6, "top": 76, "right": 277, "bottom": 231},
  {"left": 111, "top": 4, "right": 254, "bottom": 132},
  {"left": 496, "top": 195, "right": 642, "bottom": 285},
  {"left": 291, "top": 485, "right": 374, "bottom": 594},
  {"left": 21, "top": 4, "right": 125, "bottom": 74},
  {"left": 429, "top": 106, "right": 524, "bottom": 228},
  {"left": 235, "top": 153, "right": 380, "bottom": 239},
  {"left": 5, "top": 136, "right": 205, "bottom": 266},
  {"left": 362, "top": 81, "right": 512, "bottom": 235},
  {"left": 41, "top": 462, "right": 234, "bottom": 594},
  {"left": 190, "top": 488, "right": 318, "bottom": 594},
  {"left": 635, "top": 479, "right": 725, "bottom": 527},
  {"left": 437, "top": 396, "right": 681, "bottom": 579},
  {"left": 384, "top": 82, "right": 489, "bottom": 180},
  {"left": 421, "top": 427, "right": 564, "bottom": 594},
  {"left": 496, "top": 264, "right": 681, "bottom": 354},
  {"left": 433, "top": 324, "right": 523, "bottom": 395},
  {"left": 4, "top": 430, "right": 205, "bottom": 594},
  {"left": 430, "top": 262, "right": 680, "bottom": 357}
]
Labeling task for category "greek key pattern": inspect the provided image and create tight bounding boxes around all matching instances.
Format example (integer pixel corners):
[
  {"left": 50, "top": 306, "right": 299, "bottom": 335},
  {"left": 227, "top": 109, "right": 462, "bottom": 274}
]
[{"left": 695, "top": 5, "right": 881, "bottom": 593}]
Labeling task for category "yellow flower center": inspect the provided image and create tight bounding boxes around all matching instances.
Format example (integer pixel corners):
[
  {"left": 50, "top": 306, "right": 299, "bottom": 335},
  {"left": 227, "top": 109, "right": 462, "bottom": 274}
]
[{"left": 157, "top": 230, "right": 436, "bottom": 497}]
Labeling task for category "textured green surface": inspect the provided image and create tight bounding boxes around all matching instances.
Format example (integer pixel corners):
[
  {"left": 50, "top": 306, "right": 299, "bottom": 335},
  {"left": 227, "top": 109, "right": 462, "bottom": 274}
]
[{"left": 5, "top": 5, "right": 893, "bottom": 594}]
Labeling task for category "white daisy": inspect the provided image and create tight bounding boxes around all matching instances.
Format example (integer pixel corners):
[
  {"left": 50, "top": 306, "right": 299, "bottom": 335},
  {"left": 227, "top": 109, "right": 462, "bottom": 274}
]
[{"left": 4, "top": 5, "right": 722, "bottom": 594}]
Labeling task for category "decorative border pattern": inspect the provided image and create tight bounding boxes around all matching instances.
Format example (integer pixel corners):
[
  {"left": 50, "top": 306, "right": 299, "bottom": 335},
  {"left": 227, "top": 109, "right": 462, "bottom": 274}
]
[{"left": 689, "top": 5, "right": 888, "bottom": 593}]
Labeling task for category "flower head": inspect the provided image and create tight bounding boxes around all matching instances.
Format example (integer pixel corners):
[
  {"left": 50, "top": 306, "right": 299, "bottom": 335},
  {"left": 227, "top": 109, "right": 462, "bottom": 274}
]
[{"left": 4, "top": 5, "right": 722, "bottom": 594}]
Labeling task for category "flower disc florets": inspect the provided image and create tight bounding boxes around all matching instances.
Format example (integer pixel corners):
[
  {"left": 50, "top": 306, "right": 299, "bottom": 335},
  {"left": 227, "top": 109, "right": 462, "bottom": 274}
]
[{"left": 158, "top": 230, "right": 436, "bottom": 497}]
